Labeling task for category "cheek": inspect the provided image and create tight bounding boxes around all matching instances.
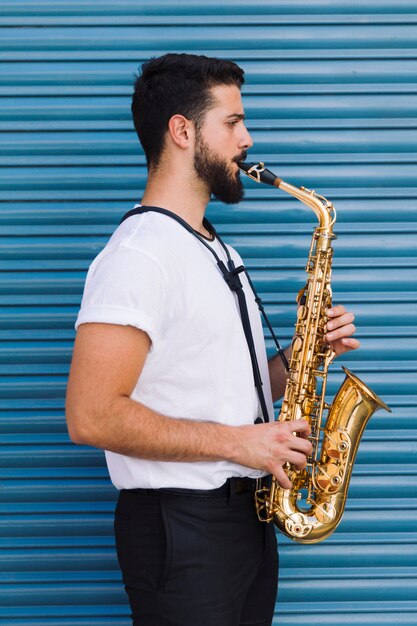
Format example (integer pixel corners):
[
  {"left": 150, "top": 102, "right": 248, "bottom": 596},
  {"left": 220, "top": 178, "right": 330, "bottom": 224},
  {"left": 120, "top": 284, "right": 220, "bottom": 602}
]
[
  {"left": 213, "top": 134, "right": 229, "bottom": 150},
  {"left": 211, "top": 125, "right": 231, "bottom": 143}
]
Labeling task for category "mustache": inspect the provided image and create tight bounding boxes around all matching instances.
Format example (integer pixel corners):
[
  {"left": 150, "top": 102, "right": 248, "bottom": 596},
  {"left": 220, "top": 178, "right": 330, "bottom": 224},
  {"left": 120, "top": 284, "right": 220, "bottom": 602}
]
[{"left": 233, "top": 150, "right": 248, "bottom": 163}]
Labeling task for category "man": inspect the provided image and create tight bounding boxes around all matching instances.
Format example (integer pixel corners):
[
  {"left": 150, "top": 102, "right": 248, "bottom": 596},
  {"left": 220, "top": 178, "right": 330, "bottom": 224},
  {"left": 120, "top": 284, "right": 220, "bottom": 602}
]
[{"left": 66, "top": 53, "right": 359, "bottom": 626}]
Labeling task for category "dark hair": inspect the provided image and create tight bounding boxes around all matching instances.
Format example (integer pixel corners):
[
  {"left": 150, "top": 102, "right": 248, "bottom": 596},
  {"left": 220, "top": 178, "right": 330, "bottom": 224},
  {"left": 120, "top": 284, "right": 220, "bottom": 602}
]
[{"left": 131, "top": 53, "right": 245, "bottom": 168}]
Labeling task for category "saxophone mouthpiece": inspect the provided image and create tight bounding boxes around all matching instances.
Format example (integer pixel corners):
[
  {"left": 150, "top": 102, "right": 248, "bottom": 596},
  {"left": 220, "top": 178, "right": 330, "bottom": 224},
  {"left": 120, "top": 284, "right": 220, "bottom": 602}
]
[{"left": 237, "top": 161, "right": 281, "bottom": 187}]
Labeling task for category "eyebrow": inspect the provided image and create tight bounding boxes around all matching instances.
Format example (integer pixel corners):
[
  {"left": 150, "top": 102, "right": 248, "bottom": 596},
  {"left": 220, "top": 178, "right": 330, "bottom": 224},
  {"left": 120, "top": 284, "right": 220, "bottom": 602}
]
[{"left": 226, "top": 113, "right": 245, "bottom": 120}]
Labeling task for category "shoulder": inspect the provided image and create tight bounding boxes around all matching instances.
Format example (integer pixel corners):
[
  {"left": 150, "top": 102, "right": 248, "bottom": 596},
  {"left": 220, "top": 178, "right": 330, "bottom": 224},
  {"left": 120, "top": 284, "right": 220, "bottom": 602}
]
[
  {"left": 223, "top": 240, "right": 244, "bottom": 265},
  {"left": 113, "top": 209, "right": 193, "bottom": 266}
]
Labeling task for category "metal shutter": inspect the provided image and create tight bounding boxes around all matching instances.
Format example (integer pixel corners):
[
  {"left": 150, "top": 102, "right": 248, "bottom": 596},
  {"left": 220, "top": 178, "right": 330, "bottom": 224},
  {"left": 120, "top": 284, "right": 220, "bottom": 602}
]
[{"left": 1, "top": 1, "right": 416, "bottom": 624}]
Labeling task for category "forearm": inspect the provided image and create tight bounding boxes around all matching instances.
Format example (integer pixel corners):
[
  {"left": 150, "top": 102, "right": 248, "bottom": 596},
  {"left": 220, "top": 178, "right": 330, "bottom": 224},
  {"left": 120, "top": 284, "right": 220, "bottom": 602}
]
[
  {"left": 268, "top": 344, "right": 292, "bottom": 402},
  {"left": 68, "top": 386, "right": 313, "bottom": 486},
  {"left": 70, "top": 395, "right": 238, "bottom": 463}
]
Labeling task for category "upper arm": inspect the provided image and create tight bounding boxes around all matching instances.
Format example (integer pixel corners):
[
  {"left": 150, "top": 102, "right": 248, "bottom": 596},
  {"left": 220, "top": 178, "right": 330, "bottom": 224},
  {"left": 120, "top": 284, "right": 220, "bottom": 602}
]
[{"left": 65, "top": 322, "right": 151, "bottom": 443}]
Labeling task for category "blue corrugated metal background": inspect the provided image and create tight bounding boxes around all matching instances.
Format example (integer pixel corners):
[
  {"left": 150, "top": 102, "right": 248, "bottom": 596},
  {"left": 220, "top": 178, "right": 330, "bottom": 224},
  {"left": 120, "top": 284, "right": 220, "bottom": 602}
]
[{"left": 1, "top": 1, "right": 416, "bottom": 624}]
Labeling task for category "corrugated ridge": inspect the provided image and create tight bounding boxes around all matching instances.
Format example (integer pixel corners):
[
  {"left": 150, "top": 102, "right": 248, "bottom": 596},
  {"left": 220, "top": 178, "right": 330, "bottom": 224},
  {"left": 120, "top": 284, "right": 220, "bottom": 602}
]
[{"left": 1, "top": 0, "right": 416, "bottom": 624}]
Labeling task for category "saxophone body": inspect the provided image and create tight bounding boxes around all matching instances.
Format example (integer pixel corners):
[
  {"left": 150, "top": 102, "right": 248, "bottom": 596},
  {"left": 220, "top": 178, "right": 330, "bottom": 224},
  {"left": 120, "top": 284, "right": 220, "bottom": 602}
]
[{"left": 238, "top": 162, "right": 391, "bottom": 544}]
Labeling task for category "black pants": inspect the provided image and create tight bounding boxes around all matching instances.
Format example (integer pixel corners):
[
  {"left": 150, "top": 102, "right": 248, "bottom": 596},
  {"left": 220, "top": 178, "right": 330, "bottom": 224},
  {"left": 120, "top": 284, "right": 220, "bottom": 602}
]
[{"left": 114, "top": 480, "right": 278, "bottom": 626}]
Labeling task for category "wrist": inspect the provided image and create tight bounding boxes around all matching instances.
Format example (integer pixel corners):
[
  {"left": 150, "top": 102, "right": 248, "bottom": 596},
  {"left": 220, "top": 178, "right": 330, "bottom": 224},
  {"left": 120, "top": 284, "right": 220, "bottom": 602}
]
[{"left": 220, "top": 424, "right": 253, "bottom": 466}]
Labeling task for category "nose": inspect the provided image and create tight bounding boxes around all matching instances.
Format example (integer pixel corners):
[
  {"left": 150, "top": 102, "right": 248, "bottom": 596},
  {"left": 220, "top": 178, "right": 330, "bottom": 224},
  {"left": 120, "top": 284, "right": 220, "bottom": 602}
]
[{"left": 239, "top": 124, "right": 253, "bottom": 150}]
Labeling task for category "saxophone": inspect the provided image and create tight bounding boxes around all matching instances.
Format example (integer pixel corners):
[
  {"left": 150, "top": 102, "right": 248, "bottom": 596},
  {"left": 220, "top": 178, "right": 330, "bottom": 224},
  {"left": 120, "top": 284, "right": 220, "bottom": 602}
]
[{"left": 238, "top": 161, "right": 391, "bottom": 544}]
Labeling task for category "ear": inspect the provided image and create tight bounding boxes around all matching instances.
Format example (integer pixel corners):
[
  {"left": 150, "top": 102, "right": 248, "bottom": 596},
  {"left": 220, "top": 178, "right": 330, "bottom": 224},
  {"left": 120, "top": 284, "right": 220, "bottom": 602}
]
[{"left": 167, "top": 114, "right": 194, "bottom": 150}]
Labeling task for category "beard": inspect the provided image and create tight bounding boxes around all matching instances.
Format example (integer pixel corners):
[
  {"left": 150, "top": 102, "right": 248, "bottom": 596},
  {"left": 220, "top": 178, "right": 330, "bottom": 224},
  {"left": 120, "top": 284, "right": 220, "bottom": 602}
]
[{"left": 193, "top": 131, "right": 246, "bottom": 205}]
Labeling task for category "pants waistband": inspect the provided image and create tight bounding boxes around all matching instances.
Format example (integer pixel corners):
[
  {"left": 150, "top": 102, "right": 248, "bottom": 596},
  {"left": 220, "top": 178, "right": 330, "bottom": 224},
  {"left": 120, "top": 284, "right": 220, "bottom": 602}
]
[{"left": 124, "top": 476, "right": 261, "bottom": 498}]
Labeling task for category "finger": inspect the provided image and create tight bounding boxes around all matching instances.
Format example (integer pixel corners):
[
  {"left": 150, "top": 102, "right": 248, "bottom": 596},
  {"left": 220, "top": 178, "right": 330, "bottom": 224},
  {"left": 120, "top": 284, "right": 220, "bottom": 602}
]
[
  {"left": 288, "top": 420, "right": 311, "bottom": 436},
  {"left": 326, "top": 312, "right": 354, "bottom": 332},
  {"left": 326, "top": 304, "right": 346, "bottom": 318},
  {"left": 286, "top": 450, "right": 309, "bottom": 470},
  {"left": 341, "top": 337, "right": 361, "bottom": 350},
  {"left": 329, "top": 336, "right": 361, "bottom": 357},
  {"left": 326, "top": 322, "right": 356, "bottom": 343},
  {"left": 290, "top": 436, "right": 313, "bottom": 456},
  {"left": 272, "top": 465, "right": 292, "bottom": 490}
]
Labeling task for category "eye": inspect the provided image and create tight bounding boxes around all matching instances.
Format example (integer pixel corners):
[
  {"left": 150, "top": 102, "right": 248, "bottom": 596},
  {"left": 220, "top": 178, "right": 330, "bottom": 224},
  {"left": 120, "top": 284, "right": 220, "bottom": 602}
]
[{"left": 228, "top": 120, "right": 239, "bottom": 127}]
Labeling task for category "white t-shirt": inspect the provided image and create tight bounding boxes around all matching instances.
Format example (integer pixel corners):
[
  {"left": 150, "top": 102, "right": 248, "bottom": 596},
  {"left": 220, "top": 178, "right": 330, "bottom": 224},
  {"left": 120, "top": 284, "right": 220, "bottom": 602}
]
[{"left": 75, "top": 207, "right": 274, "bottom": 490}]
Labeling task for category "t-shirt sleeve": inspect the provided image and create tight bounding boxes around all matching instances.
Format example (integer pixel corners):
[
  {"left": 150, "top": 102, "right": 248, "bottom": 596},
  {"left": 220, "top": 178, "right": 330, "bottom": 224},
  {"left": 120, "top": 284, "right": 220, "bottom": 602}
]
[{"left": 75, "top": 244, "right": 168, "bottom": 346}]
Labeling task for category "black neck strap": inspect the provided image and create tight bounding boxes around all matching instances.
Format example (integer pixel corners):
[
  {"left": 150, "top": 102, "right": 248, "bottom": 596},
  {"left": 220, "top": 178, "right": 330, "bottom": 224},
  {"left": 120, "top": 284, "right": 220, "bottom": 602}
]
[{"left": 119, "top": 205, "right": 289, "bottom": 424}]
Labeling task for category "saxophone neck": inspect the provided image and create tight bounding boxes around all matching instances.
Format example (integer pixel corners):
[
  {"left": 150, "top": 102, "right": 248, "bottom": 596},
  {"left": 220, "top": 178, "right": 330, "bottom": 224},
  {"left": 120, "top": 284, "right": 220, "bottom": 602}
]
[{"left": 238, "top": 161, "right": 336, "bottom": 231}]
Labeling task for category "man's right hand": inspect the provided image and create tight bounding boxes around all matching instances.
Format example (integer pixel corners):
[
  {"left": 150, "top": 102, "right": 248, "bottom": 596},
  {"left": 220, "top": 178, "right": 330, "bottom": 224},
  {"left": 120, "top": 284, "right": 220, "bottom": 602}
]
[{"left": 231, "top": 419, "right": 313, "bottom": 489}]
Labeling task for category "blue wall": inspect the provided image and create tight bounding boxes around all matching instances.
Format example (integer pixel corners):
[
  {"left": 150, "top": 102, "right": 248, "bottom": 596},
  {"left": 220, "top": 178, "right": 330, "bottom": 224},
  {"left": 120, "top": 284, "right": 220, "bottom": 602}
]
[{"left": 1, "top": 1, "right": 416, "bottom": 624}]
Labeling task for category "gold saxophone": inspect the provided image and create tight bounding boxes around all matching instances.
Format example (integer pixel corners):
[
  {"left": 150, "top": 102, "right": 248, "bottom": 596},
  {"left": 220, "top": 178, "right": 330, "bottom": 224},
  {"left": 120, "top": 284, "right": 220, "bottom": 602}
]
[{"left": 238, "top": 161, "right": 391, "bottom": 544}]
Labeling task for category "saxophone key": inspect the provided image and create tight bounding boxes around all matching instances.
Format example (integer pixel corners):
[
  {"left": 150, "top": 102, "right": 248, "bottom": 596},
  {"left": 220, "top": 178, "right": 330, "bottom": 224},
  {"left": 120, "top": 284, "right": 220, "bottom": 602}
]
[{"left": 314, "top": 463, "right": 344, "bottom": 493}]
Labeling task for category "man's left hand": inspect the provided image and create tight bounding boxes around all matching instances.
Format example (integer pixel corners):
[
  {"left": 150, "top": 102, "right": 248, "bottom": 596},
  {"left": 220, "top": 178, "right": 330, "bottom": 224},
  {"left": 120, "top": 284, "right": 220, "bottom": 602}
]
[{"left": 325, "top": 304, "right": 360, "bottom": 357}]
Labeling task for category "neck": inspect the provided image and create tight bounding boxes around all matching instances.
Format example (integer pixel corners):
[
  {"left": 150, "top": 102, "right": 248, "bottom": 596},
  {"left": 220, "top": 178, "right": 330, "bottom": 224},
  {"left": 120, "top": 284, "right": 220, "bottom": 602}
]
[{"left": 140, "top": 162, "right": 210, "bottom": 234}]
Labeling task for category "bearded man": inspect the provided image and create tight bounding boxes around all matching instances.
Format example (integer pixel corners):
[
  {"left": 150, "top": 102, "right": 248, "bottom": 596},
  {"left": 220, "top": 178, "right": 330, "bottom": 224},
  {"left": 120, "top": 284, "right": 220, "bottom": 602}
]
[{"left": 66, "top": 53, "right": 358, "bottom": 626}]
